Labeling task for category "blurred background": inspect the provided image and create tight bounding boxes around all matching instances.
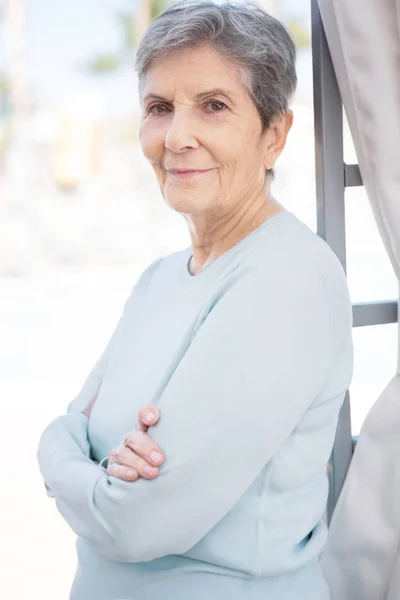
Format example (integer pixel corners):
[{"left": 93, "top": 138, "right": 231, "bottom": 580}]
[{"left": 0, "top": 0, "right": 397, "bottom": 598}]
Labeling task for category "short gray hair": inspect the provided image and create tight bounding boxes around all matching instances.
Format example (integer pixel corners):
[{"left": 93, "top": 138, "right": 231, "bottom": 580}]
[{"left": 135, "top": 0, "right": 297, "bottom": 131}]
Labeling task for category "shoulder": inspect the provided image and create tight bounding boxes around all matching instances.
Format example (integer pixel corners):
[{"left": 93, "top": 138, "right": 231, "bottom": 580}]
[
  {"left": 122, "top": 256, "right": 165, "bottom": 310},
  {"left": 122, "top": 246, "right": 189, "bottom": 309},
  {"left": 238, "top": 213, "right": 353, "bottom": 350},
  {"left": 209, "top": 210, "right": 353, "bottom": 333},
  {"left": 242, "top": 211, "right": 350, "bottom": 299}
]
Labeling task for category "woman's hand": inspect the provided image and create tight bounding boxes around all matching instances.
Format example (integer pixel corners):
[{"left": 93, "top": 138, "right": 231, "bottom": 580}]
[{"left": 106, "top": 405, "right": 164, "bottom": 482}]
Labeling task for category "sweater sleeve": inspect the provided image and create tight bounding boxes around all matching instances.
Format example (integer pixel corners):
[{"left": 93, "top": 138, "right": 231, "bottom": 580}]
[
  {"left": 39, "top": 259, "right": 163, "bottom": 496},
  {"left": 64, "top": 257, "right": 163, "bottom": 417},
  {"left": 37, "top": 258, "right": 338, "bottom": 563},
  {"left": 42, "top": 325, "right": 117, "bottom": 500}
]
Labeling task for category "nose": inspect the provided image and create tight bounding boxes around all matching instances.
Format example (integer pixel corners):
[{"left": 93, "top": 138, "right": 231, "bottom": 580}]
[{"left": 165, "top": 110, "right": 199, "bottom": 153}]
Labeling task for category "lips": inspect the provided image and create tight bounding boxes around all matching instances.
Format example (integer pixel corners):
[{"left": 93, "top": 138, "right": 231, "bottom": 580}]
[
  {"left": 168, "top": 169, "right": 210, "bottom": 174},
  {"left": 166, "top": 168, "right": 213, "bottom": 179}
]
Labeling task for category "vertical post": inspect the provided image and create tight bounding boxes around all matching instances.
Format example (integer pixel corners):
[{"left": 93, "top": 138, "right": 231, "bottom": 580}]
[
  {"left": 4, "top": 0, "right": 31, "bottom": 124},
  {"left": 134, "top": 0, "right": 152, "bottom": 49},
  {"left": 311, "top": 0, "right": 353, "bottom": 523}
]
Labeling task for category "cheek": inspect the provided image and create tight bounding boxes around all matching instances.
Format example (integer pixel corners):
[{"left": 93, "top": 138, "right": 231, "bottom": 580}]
[
  {"left": 212, "top": 123, "right": 254, "bottom": 172},
  {"left": 140, "top": 122, "right": 165, "bottom": 163}
]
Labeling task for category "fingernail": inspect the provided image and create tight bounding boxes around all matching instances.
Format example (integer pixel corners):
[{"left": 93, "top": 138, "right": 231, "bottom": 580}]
[
  {"left": 144, "top": 466, "right": 157, "bottom": 476},
  {"left": 146, "top": 412, "right": 156, "bottom": 423},
  {"left": 127, "top": 470, "right": 136, "bottom": 479},
  {"left": 150, "top": 451, "right": 163, "bottom": 464}
]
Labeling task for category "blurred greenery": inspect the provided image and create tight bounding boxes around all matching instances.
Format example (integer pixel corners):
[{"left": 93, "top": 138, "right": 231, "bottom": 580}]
[
  {"left": 0, "top": 74, "right": 10, "bottom": 126},
  {"left": 118, "top": 11, "right": 135, "bottom": 53},
  {"left": 287, "top": 19, "right": 311, "bottom": 49},
  {"left": 0, "top": 74, "right": 9, "bottom": 96},
  {"left": 85, "top": 0, "right": 170, "bottom": 75},
  {"left": 86, "top": 54, "right": 122, "bottom": 74},
  {"left": 0, "top": 10, "right": 11, "bottom": 165},
  {"left": 0, "top": 119, "right": 12, "bottom": 163},
  {"left": 150, "top": 0, "right": 169, "bottom": 21}
]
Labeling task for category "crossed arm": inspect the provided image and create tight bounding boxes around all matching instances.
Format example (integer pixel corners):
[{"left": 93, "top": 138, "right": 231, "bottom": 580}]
[{"left": 37, "top": 262, "right": 332, "bottom": 563}]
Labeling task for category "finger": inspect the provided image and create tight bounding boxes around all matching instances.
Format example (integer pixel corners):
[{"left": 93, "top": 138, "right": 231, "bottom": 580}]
[
  {"left": 110, "top": 446, "right": 159, "bottom": 480},
  {"left": 107, "top": 462, "right": 139, "bottom": 482},
  {"left": 123, "top": 430, "right": 165, "bottom": 466},
  {"left": 137, "top": 405, "right": 160, "bottom": 432}
]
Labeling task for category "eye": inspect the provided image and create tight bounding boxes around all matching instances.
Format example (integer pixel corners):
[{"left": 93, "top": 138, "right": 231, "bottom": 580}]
[
  {"left": 205, "top": 100, "right": 227, "bottom": 113},
  {"left": 147, "top": 103, "right": 170, "bottom": 116}
]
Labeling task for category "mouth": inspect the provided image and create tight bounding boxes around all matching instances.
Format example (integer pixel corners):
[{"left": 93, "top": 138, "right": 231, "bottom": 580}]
[{"left": 167, "top": 168, "right": 213, "bottom": 178}]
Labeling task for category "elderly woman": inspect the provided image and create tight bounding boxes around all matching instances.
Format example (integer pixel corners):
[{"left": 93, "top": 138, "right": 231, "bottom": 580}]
[{"left": 37, "top": 2, "right": 353, "bottom": 599}]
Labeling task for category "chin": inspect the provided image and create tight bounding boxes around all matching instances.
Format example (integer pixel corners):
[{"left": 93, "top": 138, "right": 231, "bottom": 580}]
[{"left": 163, "top": 190, "right": 210, "bottom": 216}]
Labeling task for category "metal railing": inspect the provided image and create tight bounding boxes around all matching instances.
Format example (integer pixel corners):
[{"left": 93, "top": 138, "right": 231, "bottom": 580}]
[{"left": 311, "top": 0, "right": 397, "bottom": 522}]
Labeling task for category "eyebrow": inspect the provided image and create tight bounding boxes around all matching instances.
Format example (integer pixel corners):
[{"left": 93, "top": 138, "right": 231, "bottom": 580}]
[{"left": 143, "top": 88, "right": 236, "bottom": 105}]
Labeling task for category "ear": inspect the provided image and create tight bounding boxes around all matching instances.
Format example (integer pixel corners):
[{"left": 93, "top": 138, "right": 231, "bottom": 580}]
[{"left": 263, "top": 110, "right": 294, "bottom": 169}]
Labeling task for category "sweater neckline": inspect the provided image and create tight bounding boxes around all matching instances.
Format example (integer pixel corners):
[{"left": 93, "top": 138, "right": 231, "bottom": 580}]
[{"left": 182, "top": 209, "right": 294, "bottom": 281}]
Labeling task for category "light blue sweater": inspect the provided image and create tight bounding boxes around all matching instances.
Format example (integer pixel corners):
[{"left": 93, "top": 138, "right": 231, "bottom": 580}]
[{"left": 37, "top": 209, "right": 354, "bottom": 600}]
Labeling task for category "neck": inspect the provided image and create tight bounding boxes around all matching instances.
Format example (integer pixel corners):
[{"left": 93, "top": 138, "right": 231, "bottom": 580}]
[{"left": 187, "top": 190, "right": 282, "bottom": 275}]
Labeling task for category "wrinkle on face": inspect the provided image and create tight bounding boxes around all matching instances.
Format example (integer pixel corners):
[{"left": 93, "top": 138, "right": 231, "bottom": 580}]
[{"left": 139, "top": 44, "right": 291, "bottom": 264}]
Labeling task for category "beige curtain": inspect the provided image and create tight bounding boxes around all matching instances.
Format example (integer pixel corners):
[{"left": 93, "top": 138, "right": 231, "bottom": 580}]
[{"left": 316, "top": 1, "right": 400, "bottom": 599}]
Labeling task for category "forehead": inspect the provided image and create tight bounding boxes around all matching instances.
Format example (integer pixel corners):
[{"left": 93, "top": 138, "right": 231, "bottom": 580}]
[{"left": 142, "top": 45, "right": 246, "bottom": 99}]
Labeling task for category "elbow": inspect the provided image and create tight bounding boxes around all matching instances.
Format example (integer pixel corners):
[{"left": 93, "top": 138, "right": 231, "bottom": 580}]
[
  {"left": 107, "top": 535, "right": 165, "bottom": 563},
  {"left": 108, "top": 535, "right": 144, "bottom": 563},
  {"left": 107, "top": 527, "right": 194, "bottom": 563},
  {"left": 94, "top": 521, "right": 150, "bottom": 563},
  {"left": 85, "top": 529, "right": 142, "bottom": 563},
  {"left": 95, "top": 486, "right": 199, "bottom": 562}
]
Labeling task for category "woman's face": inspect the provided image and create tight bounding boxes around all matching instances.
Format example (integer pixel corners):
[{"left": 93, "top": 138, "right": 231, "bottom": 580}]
[{"left": 140, "top": 44, "right": 291, "bottom": 222}]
